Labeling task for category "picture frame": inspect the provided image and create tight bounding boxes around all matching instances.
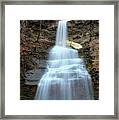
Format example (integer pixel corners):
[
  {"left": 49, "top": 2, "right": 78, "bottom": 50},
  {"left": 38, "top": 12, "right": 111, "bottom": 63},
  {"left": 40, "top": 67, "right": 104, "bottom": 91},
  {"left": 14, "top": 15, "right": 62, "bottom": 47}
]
[{"left": 0, "top": 0, "right": 118, "bottom": 119}]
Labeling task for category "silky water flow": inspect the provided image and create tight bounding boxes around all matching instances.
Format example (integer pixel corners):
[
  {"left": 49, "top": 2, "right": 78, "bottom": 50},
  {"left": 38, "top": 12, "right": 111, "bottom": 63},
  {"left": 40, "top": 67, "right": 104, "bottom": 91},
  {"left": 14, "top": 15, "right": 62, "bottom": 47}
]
[{"left": 35, "top": 20, "right": 94, "bottom": 100}]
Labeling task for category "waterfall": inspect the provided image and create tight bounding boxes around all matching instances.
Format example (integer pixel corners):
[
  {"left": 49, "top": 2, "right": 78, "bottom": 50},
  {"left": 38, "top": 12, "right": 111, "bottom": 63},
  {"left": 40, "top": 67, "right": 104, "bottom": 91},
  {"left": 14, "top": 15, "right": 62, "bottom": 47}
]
[{"left": 35, "top": 20, "right": 94, "bottom": 100}]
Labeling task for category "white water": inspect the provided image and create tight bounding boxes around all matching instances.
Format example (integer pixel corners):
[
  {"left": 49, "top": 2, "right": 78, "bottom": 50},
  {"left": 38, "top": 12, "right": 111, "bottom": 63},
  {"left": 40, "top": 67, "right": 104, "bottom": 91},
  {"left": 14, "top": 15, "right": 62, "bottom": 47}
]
[{"left": 35, "top": 20, "right": 94, "bottom": 100}]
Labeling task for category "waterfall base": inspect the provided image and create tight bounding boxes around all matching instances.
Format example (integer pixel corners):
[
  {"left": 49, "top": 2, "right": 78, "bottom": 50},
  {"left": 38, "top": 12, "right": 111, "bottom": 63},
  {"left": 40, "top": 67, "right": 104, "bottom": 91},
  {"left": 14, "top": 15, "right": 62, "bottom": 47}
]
[{"left": 35, "top": 78, "right": 94, "bottom": 100}]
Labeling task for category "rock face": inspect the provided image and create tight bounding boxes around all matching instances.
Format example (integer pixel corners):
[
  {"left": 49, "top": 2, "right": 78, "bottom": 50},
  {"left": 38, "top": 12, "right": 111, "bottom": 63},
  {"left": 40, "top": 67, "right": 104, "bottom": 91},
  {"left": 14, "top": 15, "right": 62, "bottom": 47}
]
[{"left": 20, "top": 20, "right": 99, "bottom": 100}]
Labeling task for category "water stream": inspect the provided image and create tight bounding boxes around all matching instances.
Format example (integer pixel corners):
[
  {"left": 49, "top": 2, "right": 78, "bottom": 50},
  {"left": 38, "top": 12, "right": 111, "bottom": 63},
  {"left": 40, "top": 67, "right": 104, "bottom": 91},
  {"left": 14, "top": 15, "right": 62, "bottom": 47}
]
[{"left": 35, "top": 20, "right": 94, "bottom": 100}]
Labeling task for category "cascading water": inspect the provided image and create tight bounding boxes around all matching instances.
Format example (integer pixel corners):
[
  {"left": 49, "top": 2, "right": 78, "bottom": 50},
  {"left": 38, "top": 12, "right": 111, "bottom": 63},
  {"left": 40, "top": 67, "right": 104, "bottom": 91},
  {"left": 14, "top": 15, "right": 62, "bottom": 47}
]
[{"left": 35, "top": 20, "right": 94, "bottom": 100}]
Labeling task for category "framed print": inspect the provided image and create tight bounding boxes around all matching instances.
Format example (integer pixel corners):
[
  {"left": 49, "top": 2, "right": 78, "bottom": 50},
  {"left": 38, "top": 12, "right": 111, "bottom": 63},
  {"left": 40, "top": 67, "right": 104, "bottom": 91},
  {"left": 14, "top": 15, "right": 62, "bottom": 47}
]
[{"left": 0, "top": 0, "right": 118, "bottom": 119}]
